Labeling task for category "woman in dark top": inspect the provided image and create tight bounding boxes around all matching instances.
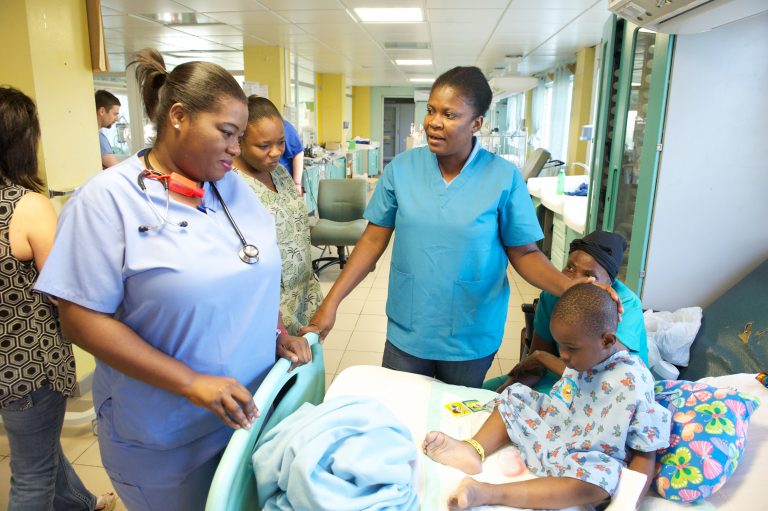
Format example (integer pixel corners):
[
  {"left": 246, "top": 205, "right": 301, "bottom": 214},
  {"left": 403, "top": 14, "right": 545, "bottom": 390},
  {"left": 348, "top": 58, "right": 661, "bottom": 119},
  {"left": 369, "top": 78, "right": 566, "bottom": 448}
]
[{"left": 0, "top": 86, "right": 115, "bottom": 510}]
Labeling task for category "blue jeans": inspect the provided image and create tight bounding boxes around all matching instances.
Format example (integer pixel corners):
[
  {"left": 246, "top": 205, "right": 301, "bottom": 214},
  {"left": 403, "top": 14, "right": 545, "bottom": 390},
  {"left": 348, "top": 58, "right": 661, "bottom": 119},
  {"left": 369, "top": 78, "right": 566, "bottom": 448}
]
[
  {"left": 0, "top": 385, "right": 96, "bottom": 511},
  {"left": 382, "top": 340, "right": 496, "bottom": 387}
]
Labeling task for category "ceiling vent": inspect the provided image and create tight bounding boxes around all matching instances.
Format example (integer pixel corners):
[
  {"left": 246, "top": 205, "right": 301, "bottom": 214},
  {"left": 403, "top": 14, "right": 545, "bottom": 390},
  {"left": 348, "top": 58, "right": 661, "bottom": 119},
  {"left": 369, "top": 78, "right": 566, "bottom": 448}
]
[{"left": 383, "top": 42, "right": 431, "bottom": 50}]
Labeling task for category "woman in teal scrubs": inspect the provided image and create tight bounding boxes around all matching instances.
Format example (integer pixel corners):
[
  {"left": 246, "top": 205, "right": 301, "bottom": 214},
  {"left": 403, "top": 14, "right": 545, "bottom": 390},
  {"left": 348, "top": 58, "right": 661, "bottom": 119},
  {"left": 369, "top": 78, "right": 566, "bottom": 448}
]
[
  {"left": 305, "top": 66, "right": 613, "bottom": 387},
  {"left": 487, "top": 230, "right": 648, "bottom": 394}
]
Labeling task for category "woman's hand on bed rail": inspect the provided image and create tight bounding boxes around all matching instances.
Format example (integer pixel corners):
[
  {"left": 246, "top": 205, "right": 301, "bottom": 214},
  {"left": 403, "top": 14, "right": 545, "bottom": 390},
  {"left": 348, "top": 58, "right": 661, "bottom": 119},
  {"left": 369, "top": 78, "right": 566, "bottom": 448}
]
[
  {"left": 299, "top": 303, "right": 336, "bottom": 341},
  {"left": 182, "top": 374, "right": 258, "bottom": 430},
  {"left": 277, "top": 334, "right": 312, "bottom": 371}
]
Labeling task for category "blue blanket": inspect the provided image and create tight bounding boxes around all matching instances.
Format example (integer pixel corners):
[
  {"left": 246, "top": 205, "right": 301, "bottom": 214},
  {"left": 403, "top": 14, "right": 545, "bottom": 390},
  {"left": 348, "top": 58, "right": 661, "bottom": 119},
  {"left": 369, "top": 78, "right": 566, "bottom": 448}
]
[{"left": 253, "top": 395, "right": 419, "bottom": 510}]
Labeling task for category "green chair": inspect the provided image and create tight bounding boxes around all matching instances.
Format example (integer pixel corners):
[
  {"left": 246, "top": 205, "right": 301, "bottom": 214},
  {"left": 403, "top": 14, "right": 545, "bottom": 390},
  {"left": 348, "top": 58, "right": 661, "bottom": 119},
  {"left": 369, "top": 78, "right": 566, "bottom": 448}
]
[
  {"left": 205, "top": 333, "right": 325, "bottom": 511},
  {"left": 310, "top": 179, "right": 368, "bottom": 275}
]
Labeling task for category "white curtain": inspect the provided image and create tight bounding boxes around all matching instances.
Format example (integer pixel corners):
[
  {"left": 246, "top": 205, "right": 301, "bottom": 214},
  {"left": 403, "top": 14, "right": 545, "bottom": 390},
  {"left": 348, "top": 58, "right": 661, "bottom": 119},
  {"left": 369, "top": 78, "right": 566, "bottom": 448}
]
[
  {"left": 548, "top": 65, "right": 572, "bottom": 162},
  {"left": 529, "top": 78, "right": 546, "bottom": 149}
]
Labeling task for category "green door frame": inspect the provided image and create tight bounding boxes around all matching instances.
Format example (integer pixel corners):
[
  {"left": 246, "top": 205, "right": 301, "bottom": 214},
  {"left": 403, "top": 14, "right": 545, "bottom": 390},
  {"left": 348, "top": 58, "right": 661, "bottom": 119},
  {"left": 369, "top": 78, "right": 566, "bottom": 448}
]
[
  {"left": 587, "top": 18, "right": 676, "bottom": 295},
  {"left": 587, "top": 15, "right": 619, "bottom": 233},
  {"left": 601, "top": 21, "right": 638, "bottom": 232},
  {"left": 625, "top": 33, "right": 676, "bottom": 294}
]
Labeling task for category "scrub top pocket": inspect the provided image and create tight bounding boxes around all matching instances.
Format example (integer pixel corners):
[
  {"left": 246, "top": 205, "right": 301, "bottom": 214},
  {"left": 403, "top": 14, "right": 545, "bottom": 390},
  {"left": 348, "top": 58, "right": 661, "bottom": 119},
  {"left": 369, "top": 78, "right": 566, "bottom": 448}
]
[
  {"left": 451, "top": 274, "right": 506, "bottom": 337},
  {"left": 386, "top": 266, "right": 413, "bottom": 331}
]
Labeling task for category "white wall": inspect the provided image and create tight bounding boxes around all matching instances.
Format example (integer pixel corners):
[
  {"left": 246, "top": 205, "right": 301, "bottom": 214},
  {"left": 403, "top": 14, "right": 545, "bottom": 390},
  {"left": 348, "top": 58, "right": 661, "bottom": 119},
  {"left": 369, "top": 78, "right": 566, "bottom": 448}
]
[{"left": 642, "top": 12, "right": 768, "bottom": 310}]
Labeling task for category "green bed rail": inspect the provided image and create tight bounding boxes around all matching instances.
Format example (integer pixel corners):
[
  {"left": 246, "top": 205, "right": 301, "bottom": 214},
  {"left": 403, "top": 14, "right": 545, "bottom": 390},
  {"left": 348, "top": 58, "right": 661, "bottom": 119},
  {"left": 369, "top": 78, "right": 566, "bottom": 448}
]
[{"left": 205, "top": 332, "right": 325, "bottom": 511}]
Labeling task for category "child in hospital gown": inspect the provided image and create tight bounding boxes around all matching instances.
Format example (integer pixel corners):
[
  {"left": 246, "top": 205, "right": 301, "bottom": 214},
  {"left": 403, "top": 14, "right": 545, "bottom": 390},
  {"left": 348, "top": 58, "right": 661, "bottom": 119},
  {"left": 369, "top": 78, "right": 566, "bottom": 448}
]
[
  {"left": 494, "top": 351, "right": 667, "bottom": 493},
  {"left": 424, "top": 283, "right": 671, "bottom": 510}
]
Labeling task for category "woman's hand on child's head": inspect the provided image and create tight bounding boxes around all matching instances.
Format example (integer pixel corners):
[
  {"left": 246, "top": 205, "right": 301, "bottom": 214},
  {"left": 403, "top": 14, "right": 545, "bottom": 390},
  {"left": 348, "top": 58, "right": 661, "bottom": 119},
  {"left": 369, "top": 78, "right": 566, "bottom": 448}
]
[
  {"left": 182, "top": 374, "right": 258, "bottom": 430},
  {"left": 568, "top": 277, "right": 624, "bottom": 319},
  {"left": 277, "top": 334, "right": 312, "bottom": 371}
]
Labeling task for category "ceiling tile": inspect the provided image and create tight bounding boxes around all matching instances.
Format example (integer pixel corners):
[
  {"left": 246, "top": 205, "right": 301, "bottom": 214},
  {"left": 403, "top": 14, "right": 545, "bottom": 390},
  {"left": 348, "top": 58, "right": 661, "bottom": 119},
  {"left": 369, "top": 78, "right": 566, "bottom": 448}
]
[
  {"left": 203, "top": 10, "right": 289, "bottom": 25},
  {"left": 275, "top": 10, "right": 348, "bottom": 24},
  {"left": 427, "top": 0, "right": 509, "bottom": 7},
  {"left": 173, "top": 24, "right": 244, "bottom": 36},
  {"left": 100, "top": 0, "right": 193, "bottom": 15},
  {"left": 259, "top": 0, "right": 341, "bottom": 9},
  {"left": 426, "top": 9, "right": 505, "bottom": 24},
  {"left": 175, "top": 0, "right": 266, "bottom": 12},
  {"left": 509, "top": 0, "right": 598, "bottom": 9}
]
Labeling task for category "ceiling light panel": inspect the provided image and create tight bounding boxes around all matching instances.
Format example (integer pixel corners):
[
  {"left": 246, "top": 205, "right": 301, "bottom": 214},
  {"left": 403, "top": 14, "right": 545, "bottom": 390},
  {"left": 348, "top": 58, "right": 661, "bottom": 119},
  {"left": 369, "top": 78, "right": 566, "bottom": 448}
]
[
  {"left": 409, "top": 77, "right": 435, "bottom": 83},
  {"left": 354, "top": 8, "right": 423, "bottom": 23},
  {"left": 395, "top": 59, "right": 432, "bottom": 66}
]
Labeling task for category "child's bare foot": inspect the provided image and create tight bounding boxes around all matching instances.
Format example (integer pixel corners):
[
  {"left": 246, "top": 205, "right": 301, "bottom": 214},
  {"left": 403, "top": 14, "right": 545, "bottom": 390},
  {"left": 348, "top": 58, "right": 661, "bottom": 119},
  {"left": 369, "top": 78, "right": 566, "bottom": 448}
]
[
  {"left": 422, "top": 431, "right": 482, "bottom": 474},
  {"left": 448, "top": 477, "right": 489, "bottom": 510}
]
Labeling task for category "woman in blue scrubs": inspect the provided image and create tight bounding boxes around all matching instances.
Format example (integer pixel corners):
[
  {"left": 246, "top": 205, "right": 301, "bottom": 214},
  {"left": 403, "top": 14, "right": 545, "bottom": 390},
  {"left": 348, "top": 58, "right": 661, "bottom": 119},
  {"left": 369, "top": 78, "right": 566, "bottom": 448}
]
[
  {"left": 487, "top": 230, "right": 649, "bottom": 394},
  {"left": 305, "top": 66, "right": 613, "bottom": 387},
  {"left": 35, "top": 49, "right": 310, "bottom": 511}
]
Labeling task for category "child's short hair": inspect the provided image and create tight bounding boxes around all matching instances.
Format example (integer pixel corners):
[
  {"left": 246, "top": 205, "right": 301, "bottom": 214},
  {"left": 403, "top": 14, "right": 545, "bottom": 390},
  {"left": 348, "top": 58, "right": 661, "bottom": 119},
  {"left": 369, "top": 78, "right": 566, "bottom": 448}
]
[{"left": 551, "top": 283, "right": 618, "bottom": 338}]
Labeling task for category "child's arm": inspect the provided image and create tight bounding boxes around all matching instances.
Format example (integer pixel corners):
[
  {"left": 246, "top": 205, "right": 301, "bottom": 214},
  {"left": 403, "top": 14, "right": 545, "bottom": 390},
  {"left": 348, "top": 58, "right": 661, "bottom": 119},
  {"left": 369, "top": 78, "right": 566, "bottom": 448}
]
[{"left": 627, "top": 449, "right": 657, "bottom": 507}]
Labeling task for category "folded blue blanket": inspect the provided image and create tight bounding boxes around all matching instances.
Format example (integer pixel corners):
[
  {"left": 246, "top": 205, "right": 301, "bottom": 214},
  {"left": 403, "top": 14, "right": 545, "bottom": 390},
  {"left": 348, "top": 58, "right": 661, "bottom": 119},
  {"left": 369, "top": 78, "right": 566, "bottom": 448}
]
[{"left": 253, "top": 395, "right": 419, "bottom": 511}]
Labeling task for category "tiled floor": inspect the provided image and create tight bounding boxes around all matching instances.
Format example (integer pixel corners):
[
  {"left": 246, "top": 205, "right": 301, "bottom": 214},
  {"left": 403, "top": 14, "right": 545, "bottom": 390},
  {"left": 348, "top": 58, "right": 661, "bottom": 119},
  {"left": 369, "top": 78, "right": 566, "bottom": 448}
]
[{"left": 0, "top": 197, "right": 536, "bottom": 510}]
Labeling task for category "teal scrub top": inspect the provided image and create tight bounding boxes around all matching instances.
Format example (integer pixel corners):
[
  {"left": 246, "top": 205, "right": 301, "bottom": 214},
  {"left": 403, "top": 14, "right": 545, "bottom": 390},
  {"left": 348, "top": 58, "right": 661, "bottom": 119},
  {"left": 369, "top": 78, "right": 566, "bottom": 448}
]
[
  {"left": 533, "top": 279, "right": 649, "bottom": 365},
  {"left": 365, "top": 142, "right": 543, "bottom": 361}
]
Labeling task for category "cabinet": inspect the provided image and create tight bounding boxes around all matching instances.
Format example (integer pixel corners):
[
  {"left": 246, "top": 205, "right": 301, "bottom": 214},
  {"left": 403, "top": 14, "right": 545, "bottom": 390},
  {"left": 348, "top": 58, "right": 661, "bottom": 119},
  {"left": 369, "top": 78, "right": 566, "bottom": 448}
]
[
  {"left": 326, "top": 156, "right": 346, "bottom": 179},
  {"left": 367, "top": 148, "right": 380, "bottom": 176}
]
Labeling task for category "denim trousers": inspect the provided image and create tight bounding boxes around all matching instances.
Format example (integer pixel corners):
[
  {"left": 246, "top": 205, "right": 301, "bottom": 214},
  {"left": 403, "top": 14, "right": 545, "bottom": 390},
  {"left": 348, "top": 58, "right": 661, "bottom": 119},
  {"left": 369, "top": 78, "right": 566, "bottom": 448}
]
[
  {"left": 382, "top": 340, "right": 496, "bottom": 388},
  {"left": 0, "top": 385, "right": 96, "bottom": 511}
]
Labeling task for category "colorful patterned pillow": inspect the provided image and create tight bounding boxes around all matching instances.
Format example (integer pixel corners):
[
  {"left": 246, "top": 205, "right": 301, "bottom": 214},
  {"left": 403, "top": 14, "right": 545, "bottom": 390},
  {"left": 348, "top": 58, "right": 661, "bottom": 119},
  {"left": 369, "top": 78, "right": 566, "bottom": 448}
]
[{"left": 652, "top": 380, "right": 760, "bottom": 502}]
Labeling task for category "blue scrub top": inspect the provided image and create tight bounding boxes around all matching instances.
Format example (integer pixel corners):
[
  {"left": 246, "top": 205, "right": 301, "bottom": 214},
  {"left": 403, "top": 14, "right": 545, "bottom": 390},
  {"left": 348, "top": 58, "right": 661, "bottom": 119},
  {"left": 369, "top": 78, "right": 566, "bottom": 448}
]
[
  {"left": 36, "top": 152, "right": 282, "bottom": 459},
  {"left": 533, "top": 279, "right": 649, "bottom": 365},
  {"left": 99, "top": 131, "right": 113, "bottom": 156},
  {"left": 279, "top": 120, "right": 303, "bottom": 174},
  {"left": 365, "top": 142, "right": 543, "bottom": 361}
]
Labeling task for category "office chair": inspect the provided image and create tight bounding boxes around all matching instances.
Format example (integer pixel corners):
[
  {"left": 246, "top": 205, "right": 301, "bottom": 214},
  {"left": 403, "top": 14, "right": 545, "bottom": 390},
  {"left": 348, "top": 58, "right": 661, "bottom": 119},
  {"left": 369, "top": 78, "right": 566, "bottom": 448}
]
[
  {"left": 310, "top": 179, "right": 368, "bottom": 275},
  {"left": 520, "top": 148, "right": 551, "bottom": 181}
]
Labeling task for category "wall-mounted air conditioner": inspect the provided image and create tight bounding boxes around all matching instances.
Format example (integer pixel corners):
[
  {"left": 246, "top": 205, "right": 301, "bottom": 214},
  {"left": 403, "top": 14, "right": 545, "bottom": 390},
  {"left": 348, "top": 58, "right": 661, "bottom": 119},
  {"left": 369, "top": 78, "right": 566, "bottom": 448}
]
[{"left": 608, "top": 0, "right": 768, "bottom": 34}]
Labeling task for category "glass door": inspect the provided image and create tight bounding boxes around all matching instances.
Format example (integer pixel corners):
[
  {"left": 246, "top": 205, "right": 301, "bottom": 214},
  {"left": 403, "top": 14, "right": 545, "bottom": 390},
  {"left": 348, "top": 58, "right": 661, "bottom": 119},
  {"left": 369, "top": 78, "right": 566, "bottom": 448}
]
[{"left": 587, "top": 16, "right": 674, "bottom": 294}]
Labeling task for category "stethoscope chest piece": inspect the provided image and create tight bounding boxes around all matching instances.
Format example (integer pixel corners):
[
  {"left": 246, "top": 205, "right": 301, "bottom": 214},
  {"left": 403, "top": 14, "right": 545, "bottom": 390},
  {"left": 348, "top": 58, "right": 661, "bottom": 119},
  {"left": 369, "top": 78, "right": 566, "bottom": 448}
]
[{"left": 239, "top": 244, "right": 260, "bottom": 264}]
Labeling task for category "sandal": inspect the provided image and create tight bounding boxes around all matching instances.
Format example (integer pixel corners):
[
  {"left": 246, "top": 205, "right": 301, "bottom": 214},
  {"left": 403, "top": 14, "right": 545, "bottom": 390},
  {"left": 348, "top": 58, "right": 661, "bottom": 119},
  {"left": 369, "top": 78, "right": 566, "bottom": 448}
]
[{"left": 95, "top": 492, "right": 117, "bottom": 511}]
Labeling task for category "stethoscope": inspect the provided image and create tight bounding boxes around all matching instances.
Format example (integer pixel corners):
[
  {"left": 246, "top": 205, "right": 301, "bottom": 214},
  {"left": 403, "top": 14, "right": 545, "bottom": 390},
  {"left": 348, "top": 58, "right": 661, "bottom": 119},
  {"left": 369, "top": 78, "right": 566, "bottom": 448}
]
[{"left": 137, "top": 150, "right": 260, "bottom": 264}]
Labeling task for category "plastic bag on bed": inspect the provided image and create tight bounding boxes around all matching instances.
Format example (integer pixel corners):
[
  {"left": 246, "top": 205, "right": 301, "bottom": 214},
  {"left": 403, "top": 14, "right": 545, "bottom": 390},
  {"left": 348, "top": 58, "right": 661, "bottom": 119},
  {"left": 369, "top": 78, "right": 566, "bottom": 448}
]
[{"left": 645, "top": 307, "right": 703, "bottom": 369}]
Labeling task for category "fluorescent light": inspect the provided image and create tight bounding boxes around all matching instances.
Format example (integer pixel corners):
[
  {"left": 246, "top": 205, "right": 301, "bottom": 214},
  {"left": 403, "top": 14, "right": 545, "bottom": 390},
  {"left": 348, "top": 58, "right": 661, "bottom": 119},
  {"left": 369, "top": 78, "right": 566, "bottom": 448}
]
[
  {"left": 354, "top": 8, "right": 423, "bottom": 23},
  {"left": 395, "top": 59, "right": 432, "bottom": 66},
  {"left": 409, "top": 78, "right": 434, "bottom": 83}
]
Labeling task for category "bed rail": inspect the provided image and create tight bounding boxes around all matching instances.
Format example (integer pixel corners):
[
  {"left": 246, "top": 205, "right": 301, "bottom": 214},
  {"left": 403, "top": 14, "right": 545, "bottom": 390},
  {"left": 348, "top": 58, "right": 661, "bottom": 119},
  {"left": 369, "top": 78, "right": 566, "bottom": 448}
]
[{"left": 206, "top": 332, "right": 325, "bottom": 511}]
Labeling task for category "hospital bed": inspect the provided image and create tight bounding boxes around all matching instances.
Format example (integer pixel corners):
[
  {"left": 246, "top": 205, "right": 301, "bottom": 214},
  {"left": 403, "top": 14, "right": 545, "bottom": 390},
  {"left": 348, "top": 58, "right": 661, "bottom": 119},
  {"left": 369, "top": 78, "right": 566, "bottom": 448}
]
[{"left": 207, "top": 349, "right": 767, "bottom": 510}]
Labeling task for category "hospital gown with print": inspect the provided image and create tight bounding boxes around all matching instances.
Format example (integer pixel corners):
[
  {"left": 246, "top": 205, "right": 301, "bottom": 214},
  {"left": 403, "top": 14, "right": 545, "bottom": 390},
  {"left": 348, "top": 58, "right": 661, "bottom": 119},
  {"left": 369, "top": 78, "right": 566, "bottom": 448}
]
[{"left": 490, "top": 351, "right": 670, "bottom": 495}]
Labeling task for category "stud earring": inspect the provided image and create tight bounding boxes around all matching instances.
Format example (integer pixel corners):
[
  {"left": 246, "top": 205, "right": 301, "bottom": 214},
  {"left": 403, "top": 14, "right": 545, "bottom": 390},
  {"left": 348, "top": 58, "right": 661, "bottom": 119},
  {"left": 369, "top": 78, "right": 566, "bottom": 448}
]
[{"left": 174, "top": 124, "right": 180, "bottom": 129}]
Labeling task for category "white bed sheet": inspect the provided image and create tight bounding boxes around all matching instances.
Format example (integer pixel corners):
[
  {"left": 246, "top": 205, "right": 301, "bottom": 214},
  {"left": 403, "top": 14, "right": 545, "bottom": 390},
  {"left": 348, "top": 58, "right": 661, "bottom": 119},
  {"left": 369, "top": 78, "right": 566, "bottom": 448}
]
[
  {"left": 326, "top": 367, "right": 768, "bottom": 511},
  {"left": 326, "top": 366, "right": 584, "bottom": 511}
]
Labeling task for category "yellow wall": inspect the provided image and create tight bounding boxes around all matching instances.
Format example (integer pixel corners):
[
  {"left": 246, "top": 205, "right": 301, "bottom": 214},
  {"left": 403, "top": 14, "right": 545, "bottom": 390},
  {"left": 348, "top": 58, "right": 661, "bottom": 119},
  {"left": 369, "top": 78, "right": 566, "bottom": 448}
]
[
  {"left": 316, "top": 72, "right": 345, "bottom": 145},
  {"left": 0, "top": 0, "right": 101, "bottom": 190},
  {"left": 0, "top": 0, "right": 99, "bottom": 379},
  {"left": 524, "top": 89, "right": 534, "bottom": 159},
  {"left": 352, "top": 86, "right": 371, "bottom": 139},
  {"left": 243, "top": 46, "right": 287, "bottom": 111},
  {"left": 566, "top": 46, "right": 596, "bottom": 172}
]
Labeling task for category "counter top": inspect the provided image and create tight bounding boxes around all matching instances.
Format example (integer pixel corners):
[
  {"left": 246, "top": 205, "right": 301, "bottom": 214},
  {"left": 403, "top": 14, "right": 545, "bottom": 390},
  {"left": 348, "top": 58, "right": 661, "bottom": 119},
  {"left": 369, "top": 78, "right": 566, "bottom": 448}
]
[{"left": 527, "top": 176, "right": 589, "bottom": 234}]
